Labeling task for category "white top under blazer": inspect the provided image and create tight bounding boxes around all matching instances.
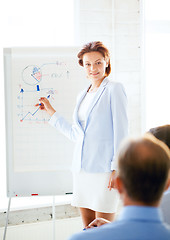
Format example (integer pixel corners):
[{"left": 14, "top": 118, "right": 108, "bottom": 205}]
[
  {"left": 49, "top": 77, "right": 128, "bottom": 173},
  {"left": 78, "top": 91, "right": 97, "bottom": 129}
]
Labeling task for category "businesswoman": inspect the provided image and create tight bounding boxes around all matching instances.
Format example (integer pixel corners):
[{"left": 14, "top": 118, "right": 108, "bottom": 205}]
[{"left": 38, "top": 41, "right": 128, "bottom": 227}]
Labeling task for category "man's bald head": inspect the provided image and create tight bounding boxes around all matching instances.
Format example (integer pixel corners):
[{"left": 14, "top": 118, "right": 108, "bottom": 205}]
[{"left": 117, "top": 135, "right": 170, "bottom": 205}]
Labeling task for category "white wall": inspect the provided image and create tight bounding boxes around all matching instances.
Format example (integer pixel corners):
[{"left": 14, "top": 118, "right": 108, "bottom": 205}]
[
  {"left": 1, "top": 1, "right": 141, "bottom": 239},
  {"left": 114, "top": 0, "right": 141, "bottom": 136},
  {"left": 76, "top": 0, "right": 114, "bottom": 49},
  {"left": 77, "top": 0, "right": 141, "bottom": 136}
]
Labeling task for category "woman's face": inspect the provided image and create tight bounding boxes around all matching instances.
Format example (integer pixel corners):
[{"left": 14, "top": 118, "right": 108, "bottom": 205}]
[{"left": 83, "top": 51, "right": 108, "bottom": 82}]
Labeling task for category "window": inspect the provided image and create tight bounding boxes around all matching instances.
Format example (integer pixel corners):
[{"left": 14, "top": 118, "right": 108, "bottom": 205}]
[
  {"left": 0, "top": 0, "right": 75, "bottom": 211},
  {"left": 144, "top": 0, "right": 170, "bottom": 131}
]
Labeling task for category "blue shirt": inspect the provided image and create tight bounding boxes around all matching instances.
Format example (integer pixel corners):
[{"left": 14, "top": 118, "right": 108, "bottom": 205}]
[{"left": 68, "top": 206, "right": 170, "bottom": 240}]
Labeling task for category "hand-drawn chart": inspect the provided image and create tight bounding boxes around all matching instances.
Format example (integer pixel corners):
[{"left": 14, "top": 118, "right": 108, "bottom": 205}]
[
  {"left": 22, "top": 65, "right": 42, "bottom": 85},
  {"left": 4, "top": 47, "right": 87, "bottom": 196},
  {"left": 17, "top": 61, "right": 70, "bottom": 123}
]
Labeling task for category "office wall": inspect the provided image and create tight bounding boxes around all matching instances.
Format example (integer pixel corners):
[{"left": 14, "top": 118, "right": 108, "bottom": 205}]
[
  {"left": 77, "top": 0, "right": 141, "bottom": 136},
  {"left": 1, "top": 1, "right": 141, "bottom": 239}
]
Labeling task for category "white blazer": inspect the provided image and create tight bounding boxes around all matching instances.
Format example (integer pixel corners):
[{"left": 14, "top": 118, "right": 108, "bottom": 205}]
[{"left": 49, "top": 77, "right": 128, "bottom": 173}]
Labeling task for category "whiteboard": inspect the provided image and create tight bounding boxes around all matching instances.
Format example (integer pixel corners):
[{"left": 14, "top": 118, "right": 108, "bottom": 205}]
[{"left": 4, "top": 47, "right": 87, "bottom": 197}]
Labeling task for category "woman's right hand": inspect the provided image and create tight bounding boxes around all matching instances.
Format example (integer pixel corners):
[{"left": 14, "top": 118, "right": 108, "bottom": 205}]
[{"left": 35, "top": 97, "right": 56, "bottom": 116}]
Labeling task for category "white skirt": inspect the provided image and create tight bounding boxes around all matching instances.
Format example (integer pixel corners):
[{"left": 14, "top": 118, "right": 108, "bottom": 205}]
[{"left": 71, "top": 170, "right": 120, "bottom": 213}]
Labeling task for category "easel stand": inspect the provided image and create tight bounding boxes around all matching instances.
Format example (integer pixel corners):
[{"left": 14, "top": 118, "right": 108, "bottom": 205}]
[
  {"left": 3, "top": 197, "right": 11, "bottom": 240},
  {"left": 52, "top": 196, "right": 56, "bottom": 240},
  {"left": 3, "top": 196, "right": 56, "bottom": 240}
]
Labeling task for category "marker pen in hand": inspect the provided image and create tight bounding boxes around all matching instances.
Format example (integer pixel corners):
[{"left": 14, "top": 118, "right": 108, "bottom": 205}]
[
  {"left": 83, "top": 226, "right": 97, "bottom": 230},
  {"left": 39, "top": 95, "right": 50, "bottom": 106}
]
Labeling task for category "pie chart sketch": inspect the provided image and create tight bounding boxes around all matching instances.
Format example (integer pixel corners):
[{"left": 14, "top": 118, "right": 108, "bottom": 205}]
[{"left": 22, "top": 65, "right": 42, "bottom": 86}]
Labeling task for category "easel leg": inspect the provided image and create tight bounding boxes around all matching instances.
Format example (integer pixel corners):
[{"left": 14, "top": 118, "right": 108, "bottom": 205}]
[
  {"left": 3, "top": 197, "right": 11, "bottom": 240},
  {"left": 52, "top": 196, "right": 56, "bottom": 240}
]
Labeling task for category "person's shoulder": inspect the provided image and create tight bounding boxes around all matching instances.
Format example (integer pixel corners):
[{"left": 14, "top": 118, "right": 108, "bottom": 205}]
[
  {"left": 67, "top": 229, "right": 97, "bottom": 240},
  {"left": 68, "top": 220, "right": 170, "bottom": 240},
  {"left": 152, "top": 222, "right": 170, "bottom": 240},
  {"left": 103, "top": 220, "right": 170, "bottom": 239},
  {"left": 164, "top": 222, "right": 170, "bottom": 232},
  {"left": 67, "top": 232, "right": 81, "bottom": 240},
  {"left": 106, "top": 80, "right": 127, "bottom": 98},
  {"left": 106, "top": 79, "right": 125, "bottom": 91},
  {"left": 68, "top": 222, "right": 122, "bottom": 240},
  {"left": 108, "top": 80, "right": 124, "bottom": 88}
]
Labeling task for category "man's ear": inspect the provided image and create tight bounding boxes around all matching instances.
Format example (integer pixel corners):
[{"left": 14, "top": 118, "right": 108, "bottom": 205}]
[
  {"left": 164, "top": 177, "right": 170, "bottom": 192},
  {"left": 115, "top": 176, "right": 124, "bottom": 194}
]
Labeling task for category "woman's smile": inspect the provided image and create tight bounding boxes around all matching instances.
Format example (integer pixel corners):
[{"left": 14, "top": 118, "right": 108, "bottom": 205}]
[
  {"left": 91, "top": 72, "right": 99, "bottom": 76},
  {"left": 83, "top": 51, "right": 108, "bottom": 82}
]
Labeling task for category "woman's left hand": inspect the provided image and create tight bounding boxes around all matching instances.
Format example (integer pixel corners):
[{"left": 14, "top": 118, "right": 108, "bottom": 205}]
[
  {"left": 108, "top": 170, "right": 117, "bottom": 191},
  {"left": 85, "top": 218, "right": 111, "bottom": 229}
]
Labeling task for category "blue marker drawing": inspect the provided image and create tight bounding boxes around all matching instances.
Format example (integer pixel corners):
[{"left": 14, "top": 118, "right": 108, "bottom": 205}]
[
  {"left": 20, "top": 108, "right": 40, "bottom": 122},
  {"left": 20, "top": 94, "right": 51, "bottom": 122},
  {"left": 31, "top": 67, "right": 41, "bottom": 83},
  {"left": 22, "top": 61, "right": 69, "bottom": 86},
  {"left": 19, "top": 61, "right": 64, "bottom": 123},
  {"left": 31, "top": 73, "right": 40, "bottom": 82},
  {"left": 33, "top": 67, "right": 40, "bottom": 74},
  {"left": 37, "top": 85, "right": 40, "bottom": 91}
]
